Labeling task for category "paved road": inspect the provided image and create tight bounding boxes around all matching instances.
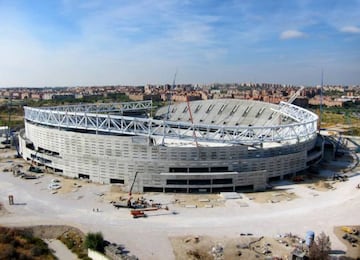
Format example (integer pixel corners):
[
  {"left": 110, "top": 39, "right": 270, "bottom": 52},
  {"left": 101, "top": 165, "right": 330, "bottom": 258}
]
[{"left": 45, "top": 239, "right": 79, "bottom": 260}]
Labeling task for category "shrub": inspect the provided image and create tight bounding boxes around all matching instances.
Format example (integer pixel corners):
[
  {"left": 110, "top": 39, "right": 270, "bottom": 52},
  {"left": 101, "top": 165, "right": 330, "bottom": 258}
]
[
  {"left": 0, "top": 233, "right": 11, "bottom": 243},
  {"left": 309, "top": 232, "right": 331, "bottom": 260},
  {"left": 84, "top": 232, "right": 105, "bottom": 253},
  {"left": 0, "top": 244, "right": 16, "bottom": 259}
]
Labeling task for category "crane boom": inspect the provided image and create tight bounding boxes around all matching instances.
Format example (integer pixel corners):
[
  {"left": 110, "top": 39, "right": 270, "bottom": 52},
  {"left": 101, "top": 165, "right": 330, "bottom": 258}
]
[
  {"left": 265, "top": 86, "right": 305, "bottom": 127},
  {"left": 166, "top": 71, "right": 177, "bottom": 120},
  {"left": 129, "top": 171, "right": 138, "bottom": 196},
  {"left": 186, "top": 95, "right": 199, "bottom": 147},
  {"left": 162, "top": 71, "right": 177, "bottom": 146},
  {"left": 287, "top": 86, "right": 304, "bottom": 104}
]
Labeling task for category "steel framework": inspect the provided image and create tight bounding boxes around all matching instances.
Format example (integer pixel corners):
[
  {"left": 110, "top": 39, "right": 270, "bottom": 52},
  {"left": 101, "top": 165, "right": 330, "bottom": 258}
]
[
  {"left": 46, "top": 100, "right": 152, "bottom": 114},
  {"left": 24, "top": 100, "right": 318, "bottom": 145}
]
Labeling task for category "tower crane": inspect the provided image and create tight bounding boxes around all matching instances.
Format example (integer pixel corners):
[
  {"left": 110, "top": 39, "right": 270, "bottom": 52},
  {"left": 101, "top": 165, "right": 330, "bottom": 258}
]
[
  {"left": 186, "top": 94, "right": 199, "bottom": 147},
  {"left": 161, "top": 71, "right": 177, "bottom": 146}
]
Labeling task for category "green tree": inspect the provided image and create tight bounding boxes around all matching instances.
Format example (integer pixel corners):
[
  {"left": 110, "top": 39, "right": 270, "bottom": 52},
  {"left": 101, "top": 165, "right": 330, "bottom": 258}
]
[{"left": 84, "top": 232, "right": 105, "bottom": 253}]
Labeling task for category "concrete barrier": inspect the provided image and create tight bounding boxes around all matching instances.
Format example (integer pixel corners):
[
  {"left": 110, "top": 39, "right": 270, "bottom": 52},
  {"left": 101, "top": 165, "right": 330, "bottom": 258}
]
[{"left": 88, "top": 248, "right": 110, "bottom": 260}]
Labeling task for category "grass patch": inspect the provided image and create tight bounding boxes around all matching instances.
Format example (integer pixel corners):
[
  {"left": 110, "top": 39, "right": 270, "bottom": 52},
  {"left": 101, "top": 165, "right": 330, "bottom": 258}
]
[
  {"left": 0, "top": 226, "right": 55, "bottom": 260},
  {"left": 58, "top": 230, "right": 91, "bottom": 260}
]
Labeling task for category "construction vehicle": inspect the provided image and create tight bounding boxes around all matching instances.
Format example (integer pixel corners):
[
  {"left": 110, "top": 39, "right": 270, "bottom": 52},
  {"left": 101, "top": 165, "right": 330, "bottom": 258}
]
[
  {"left": 28, "top": 150, "right": 43, "bottom": 173},
  {"left": 332, "top": 173, "right": 348, "bottom": 182},
  {"left": 29, "top": 165, "right": 43, "bottom": 173},
  {"left": 112, "top": 171, "right": 167, "bottom": 213},
  {"left": 21, "top": 173, "right": 37, "bottom": 179},
  {"left": 113, "top": 171, "right": 139, "bottom": 209},
  {"left": 130, "top": 206, "right": 169, "bottom": 218},
  {"left": 292, "top": 176, "right": 304, "bottom": 182},
  {"left": 342, "top": 226, "right": 359, "bottom": 235}
]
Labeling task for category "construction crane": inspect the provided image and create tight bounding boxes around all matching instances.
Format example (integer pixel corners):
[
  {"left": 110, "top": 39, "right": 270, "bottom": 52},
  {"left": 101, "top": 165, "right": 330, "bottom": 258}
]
[
  {"left": 265, "top": 86, "right": 305, "bottom": 127},
  {"left": 186, "top": 94, "right": 199, "bottom": 147},
  {"left": 287, "top": 86, "right": 304, "bottom": 104},
  {"left": 319, "top": 70, "right": 324, "bottom": 131},
  {"left": 166, "top": 71, "right": 177, "bottom": 120},
  {"left": 112, "top": 171, "right": 139, "bottom": 209},
  {"left": 112, "top": 171, "right": 140, "bottom": 209},
  {"left": 162, "top": 71, "right": 177, "bottom": 146},
  {"left": 127, "top": 171, "right": 139, "bottom": 207}
]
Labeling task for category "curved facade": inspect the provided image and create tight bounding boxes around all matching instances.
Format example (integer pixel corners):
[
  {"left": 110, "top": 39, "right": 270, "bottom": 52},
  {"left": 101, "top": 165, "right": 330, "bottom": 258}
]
[{"left": 19, "top": 99, "right": 322, "bottom": 193}]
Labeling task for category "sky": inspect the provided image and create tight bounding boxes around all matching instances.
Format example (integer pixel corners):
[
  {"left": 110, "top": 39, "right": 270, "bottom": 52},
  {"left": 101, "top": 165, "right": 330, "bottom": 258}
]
[{"left": 0, "top": 0, "right": 359, "bottom": 87}]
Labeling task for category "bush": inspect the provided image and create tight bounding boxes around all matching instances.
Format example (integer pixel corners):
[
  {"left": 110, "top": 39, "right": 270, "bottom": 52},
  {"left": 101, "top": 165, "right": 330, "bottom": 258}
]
[
  {"left": 10, "top": 239, "right": 20, "bottom": 248},
  {"left": 65, "top": 238, "right": 75, "bottom": 249},
  {"left": 0, "top": 244, "right": 16, "bottom": 259},
  {"left": 31, "top": 246, "right": 43, "bottom": 257},
  {"left": 30, "top": 242, "right": 50, "bottom": 256},
  {"left": 309, "top": 232, "right": 331, "bottom": 260},
  {"left": 0, "top": 233, "right": 12, "bottom": 243},
  {"left": 84, "top": 232, "right": 105, "bottom": 253}
]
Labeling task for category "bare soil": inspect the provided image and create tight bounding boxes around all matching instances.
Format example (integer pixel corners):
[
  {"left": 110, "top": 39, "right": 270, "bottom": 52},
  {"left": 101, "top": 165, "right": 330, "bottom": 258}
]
[
  {"left": 0, "top": 202, "right": 9, "bottom": 216},
  {"left": 306, "top": 180, "right": 335, "bottom": 192},
  {"left": 334, "top": 226, "right": 360, "bottom": 259},
  {"left": 170, "top": 235, "right": 295, "bottom": 260},
  {"left": 20, "top": 225, "right": 85, "bottom": 240},
  {"left": 245, "top": 189, "right": 297, "bottom": 204},
  {"left": 172, "top": 194, "right": 225, "bottom": 208}
]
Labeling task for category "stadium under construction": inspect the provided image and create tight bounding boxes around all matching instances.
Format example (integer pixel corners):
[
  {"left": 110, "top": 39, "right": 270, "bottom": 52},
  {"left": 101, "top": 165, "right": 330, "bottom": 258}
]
[{"left": 18, "top": 98, "right": 323, "bottom": 193}]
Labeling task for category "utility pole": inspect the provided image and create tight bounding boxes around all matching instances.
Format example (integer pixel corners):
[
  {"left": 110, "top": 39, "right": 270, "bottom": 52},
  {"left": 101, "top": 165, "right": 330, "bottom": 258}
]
[{"left": 6, "top": 96, "right": 12, "bottom": 144}]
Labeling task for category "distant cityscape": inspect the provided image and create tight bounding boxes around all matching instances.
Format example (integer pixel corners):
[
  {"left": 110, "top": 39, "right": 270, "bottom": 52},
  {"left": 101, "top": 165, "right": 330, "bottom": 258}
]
[{"left": 0, "top": 83, "right": 359, "bottom": 108}]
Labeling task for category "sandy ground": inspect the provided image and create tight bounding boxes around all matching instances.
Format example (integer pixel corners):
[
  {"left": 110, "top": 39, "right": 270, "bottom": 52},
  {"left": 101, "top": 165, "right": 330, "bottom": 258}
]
[
  {"left": 170, "top": 235, "right": 296, "bottom": 260},
  {"left": 0, "top": 146, "right": 360, "bottom": 260},
  {"left": 334, "top": 226, "right": 360, "bottom": 259}
]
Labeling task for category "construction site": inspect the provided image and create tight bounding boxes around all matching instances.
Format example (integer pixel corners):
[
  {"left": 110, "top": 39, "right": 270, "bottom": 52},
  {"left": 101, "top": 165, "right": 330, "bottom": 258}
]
[
  {"left": 19, "top": 94, "right": 322, "bottom": 194},
  {"left": 1, "top": 131, "right": 360, "bottom": 259},
  {"left": 0, "top": 93, "right": 359, "bottom": 259}
]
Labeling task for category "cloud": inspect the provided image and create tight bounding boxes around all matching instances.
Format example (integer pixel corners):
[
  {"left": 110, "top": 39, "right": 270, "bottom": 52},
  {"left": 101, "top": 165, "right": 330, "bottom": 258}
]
[
  {"left": 280, "top": 30, "right": 306, "bottom": 40},
  {"left": 340, "top": 26, "right": 360, "bottom": 34},
  {"left": 0, "top": 1, "right": 359, "bottom": 86},
  {"left": 170, "top": 21, "right": 213, "bottom": 45}
]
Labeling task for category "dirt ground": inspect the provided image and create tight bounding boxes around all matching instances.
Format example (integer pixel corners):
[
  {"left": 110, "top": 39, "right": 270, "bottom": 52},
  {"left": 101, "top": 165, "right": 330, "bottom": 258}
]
[
  {"left": 19, "top": 225, "right": 85, "bottom": 240},
  {"left": 53, "top": 177, "right": 103, "bottom": 195},
  {"left": 172, "top": 194, "right": 225, "bottom": 208},
  {"left": 334, "top": 226, "right": 360, "bottom": 259},
  {"left": 0, "top": 202, "right": 9, "bottom": 216},
  {"left": 103, "top": 186, "right": 225, "bottom": 208},
  {"left": 1, "top": 144, "right": 360, "bottom": 259},
  {"left": 170, "top": 235, "right": 297, "bottom": 260},
  {"left": 245, "top": 189, "right": 297, "bottom": 204},
  {"left": 307, "top": 180, "right": 336, "bottom": 192}
]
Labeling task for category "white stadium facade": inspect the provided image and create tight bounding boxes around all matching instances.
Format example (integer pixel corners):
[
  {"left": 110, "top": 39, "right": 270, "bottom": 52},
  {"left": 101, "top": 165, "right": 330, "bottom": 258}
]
[{"left": 19, "top": 99, "right": 323, "bottom": 193}]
